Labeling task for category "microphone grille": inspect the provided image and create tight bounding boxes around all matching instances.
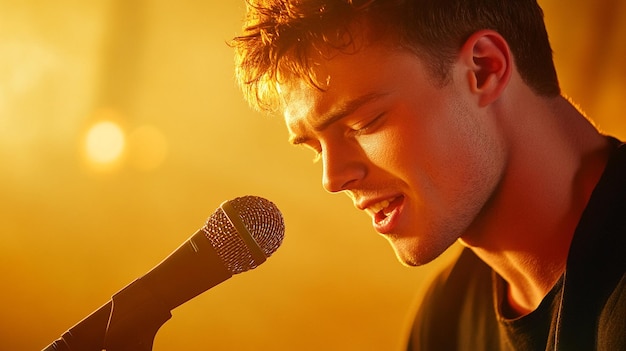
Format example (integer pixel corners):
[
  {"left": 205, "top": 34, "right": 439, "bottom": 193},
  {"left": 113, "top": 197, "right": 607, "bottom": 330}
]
[{"left": 202, "top": 196, "right": 284, "bottom": 274}]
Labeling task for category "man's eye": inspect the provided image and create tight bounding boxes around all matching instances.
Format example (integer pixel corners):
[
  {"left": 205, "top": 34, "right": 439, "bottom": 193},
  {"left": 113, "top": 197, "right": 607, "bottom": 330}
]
[{"left": 351, "top": 113, "right": 384, "bottom": 135}]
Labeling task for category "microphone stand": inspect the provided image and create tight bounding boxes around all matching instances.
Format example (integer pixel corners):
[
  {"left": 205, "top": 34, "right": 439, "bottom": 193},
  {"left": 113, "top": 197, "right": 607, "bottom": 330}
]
[
  {"left": 43, "top": 219, "right": 243, "bottom": 350},
  {"left": 43, "top": 278, "right": 172, "bottom": 351}
]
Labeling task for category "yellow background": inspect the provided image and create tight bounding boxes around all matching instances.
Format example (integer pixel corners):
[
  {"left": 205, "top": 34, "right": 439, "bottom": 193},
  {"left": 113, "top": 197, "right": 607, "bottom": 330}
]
[{"left": 1, "top": 1, "right": 624, "bottom": 350}]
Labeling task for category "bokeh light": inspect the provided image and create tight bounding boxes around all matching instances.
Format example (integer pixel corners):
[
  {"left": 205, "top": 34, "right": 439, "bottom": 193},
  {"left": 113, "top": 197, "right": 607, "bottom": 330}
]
[{"left": 84, "top": 120, "right": 126, "bottom": 166}]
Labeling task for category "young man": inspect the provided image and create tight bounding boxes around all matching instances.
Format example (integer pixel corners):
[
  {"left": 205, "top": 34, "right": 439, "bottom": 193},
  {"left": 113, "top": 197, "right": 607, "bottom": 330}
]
[{"left": 231, "top": 0, "right": 625, "bottom": 349}]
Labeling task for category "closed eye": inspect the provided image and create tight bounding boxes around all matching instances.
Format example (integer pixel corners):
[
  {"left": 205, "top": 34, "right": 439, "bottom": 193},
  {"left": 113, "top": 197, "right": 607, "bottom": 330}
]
[{"left": 350, "top": 113, "right": 385, "bottom": 136}]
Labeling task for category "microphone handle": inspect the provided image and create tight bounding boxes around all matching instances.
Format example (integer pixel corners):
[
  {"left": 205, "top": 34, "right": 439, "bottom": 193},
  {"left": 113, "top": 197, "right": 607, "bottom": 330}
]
[
  {"left": 42, "top": 228, "right": 233, "bottom": 350},
  {"left": 42, "top": 301, "right": 112, "bottom": 351},
  {"left": 43, "top": 282, "right": 172, "bottom": 351}
]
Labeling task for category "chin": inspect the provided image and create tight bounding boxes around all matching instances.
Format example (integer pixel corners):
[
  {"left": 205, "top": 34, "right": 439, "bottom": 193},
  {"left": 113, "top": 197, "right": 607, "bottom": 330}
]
[
  {"left": 387, "top": 235, "right": 453, "bottom": 267},
  {"left": 394, "top": 251, "right": 439, "bottom": 267}
]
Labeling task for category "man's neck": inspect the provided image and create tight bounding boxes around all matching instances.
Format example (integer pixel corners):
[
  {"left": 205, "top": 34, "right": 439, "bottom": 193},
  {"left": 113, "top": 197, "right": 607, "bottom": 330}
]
[{"left": 459, "top": 96, "right": 612, "bottom": 316}]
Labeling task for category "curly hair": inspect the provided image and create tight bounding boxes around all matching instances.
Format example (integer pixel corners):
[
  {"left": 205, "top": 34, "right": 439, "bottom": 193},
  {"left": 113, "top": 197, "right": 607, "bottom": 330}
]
[{"left": 231, "top": 0, "right": 560, "bottom": 112}]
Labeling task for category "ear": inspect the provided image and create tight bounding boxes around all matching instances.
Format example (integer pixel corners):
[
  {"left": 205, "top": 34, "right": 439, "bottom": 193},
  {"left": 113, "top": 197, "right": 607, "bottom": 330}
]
[{"left": 459, "top": 30, "right": 512, "bottom": 107}]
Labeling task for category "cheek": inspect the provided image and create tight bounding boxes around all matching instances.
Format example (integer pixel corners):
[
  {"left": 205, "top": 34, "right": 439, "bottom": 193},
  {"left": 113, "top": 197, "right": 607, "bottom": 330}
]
[
  {"left": 420, "top": 96, "right": 488, "bottom": 166},
  {"left": 426, "top": 108, "right": 506, "bottom": 209},
  {"left": 358, "top": 127, "right": 410, "bottom": 172},
  {"left": 396, "top": 97, "right": 504, "bottom": 193}
]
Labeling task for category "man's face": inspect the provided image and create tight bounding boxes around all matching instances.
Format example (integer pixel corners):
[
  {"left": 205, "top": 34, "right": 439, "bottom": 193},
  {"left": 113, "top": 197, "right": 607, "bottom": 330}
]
[{"left": 283, "top": 44, "right": 507, "bottom": 266}]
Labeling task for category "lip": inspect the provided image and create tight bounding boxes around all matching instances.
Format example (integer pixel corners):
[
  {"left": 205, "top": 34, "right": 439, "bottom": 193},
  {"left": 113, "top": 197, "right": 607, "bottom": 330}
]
[
  {"left": 357, "top": 194, "right": 401, "bottom": 211},
  {"left": 358, "top": 195, "right": 405, "bottom": 234}
]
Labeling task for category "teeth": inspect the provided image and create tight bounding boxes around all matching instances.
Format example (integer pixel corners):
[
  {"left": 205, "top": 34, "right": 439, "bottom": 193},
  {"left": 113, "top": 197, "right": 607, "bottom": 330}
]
[
  {"left": 382, "top": 206, "right": 394, "bottom": 217},
  {"left": 367, "top": 199, "right": 391, "bottom": 215}
]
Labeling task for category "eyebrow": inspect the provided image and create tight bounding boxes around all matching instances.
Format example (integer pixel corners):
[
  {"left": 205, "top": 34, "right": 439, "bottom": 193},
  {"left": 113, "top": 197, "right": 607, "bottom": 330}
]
[{"left": 289, "top": 92, "right": 387, "bottom": 145}]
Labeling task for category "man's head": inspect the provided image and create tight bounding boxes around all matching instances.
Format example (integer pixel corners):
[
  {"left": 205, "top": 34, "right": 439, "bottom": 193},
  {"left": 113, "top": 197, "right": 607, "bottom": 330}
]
[
  {"left": 231, "top": 0, "right": 561, "bottom": 266},
  {"left": 232, "top": 0, "right": 560, "bottom": 113}
]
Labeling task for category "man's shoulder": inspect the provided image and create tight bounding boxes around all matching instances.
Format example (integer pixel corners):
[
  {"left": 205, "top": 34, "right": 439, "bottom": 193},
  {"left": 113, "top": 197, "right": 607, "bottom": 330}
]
[
  {"left": 426, "top": 248, "right": 490, "bottom": 295},
  {"left": 597, "top": 274, "right": 626, "bottom": 350},
  {"left": 407, "top": 248, "right": 499, "bottom": 351},
  {"left": 418, "top": 248, "right": 494, "bottom": 319},
  {"left": 557, "top": 136, "right": 626, "bottom": 350}
]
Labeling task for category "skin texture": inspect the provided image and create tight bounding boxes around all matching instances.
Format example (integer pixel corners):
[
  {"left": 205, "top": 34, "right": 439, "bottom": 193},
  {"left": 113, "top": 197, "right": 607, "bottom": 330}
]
[
  {"left": 282, "top": 30, "right": 611, "bottom": 316},
  {"left": 284, "top": 37, "right": 507, "bottom": 267}
]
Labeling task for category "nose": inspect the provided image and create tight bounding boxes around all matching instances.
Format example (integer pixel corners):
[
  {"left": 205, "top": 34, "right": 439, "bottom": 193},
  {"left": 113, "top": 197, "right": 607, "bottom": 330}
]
[{"left": 321, "top": 141, "right": 366, "bottom": 193}]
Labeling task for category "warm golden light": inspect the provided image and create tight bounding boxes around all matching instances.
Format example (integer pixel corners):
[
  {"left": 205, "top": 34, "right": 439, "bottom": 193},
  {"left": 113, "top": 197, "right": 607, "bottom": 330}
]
[
  {"left": 84, "top": 121, "right": 126, "bottom": 165},
  {"left": 3, "top": 1, "right": 623, "bottom": 350},
  {"left": 127, "top": 124, "right": 168, "bottom": 171}
]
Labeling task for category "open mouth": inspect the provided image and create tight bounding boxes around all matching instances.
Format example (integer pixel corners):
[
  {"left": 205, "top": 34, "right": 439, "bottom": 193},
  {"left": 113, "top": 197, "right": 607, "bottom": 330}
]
[{"left": 367, "top": 196, "right": 404, "bottom": 229}]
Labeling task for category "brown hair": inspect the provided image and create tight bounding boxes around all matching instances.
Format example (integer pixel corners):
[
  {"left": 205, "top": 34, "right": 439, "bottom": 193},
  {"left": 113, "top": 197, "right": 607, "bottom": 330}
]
[{"left": 231, "top": 0, "right": 560, "bottom": 112}]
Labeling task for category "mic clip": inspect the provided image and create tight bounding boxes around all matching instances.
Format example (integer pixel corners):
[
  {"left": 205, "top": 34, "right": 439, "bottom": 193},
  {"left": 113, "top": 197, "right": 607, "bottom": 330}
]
[{"left": 103, "top": 277, "right": 173, "bottom": 351}]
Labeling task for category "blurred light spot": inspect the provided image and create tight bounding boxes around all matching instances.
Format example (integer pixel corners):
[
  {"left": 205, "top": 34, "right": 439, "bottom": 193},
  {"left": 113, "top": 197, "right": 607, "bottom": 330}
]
[
  {"left": 127, "top": 125, "right": 168, "bottom": 171},
  {"left": 84, "top": 121, "right": 125, "bottom": 165}
]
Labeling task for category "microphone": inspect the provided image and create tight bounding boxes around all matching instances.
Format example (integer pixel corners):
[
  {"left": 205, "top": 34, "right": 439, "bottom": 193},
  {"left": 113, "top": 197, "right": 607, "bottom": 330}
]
[{"left": 42, "top": 195, "right": 285, "bottom": 351}]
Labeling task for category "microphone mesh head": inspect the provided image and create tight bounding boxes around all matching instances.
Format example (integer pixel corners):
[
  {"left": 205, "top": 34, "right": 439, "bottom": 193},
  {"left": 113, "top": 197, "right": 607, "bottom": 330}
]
[{"left": 202, "top": 196, "right": 284, "bottom": 274}]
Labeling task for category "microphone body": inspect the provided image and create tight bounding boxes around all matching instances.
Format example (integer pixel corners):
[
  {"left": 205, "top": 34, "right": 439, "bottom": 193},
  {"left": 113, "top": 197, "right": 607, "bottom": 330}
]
[{"left": 43, "top": 196, "right": 284, "bottom": 351}]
